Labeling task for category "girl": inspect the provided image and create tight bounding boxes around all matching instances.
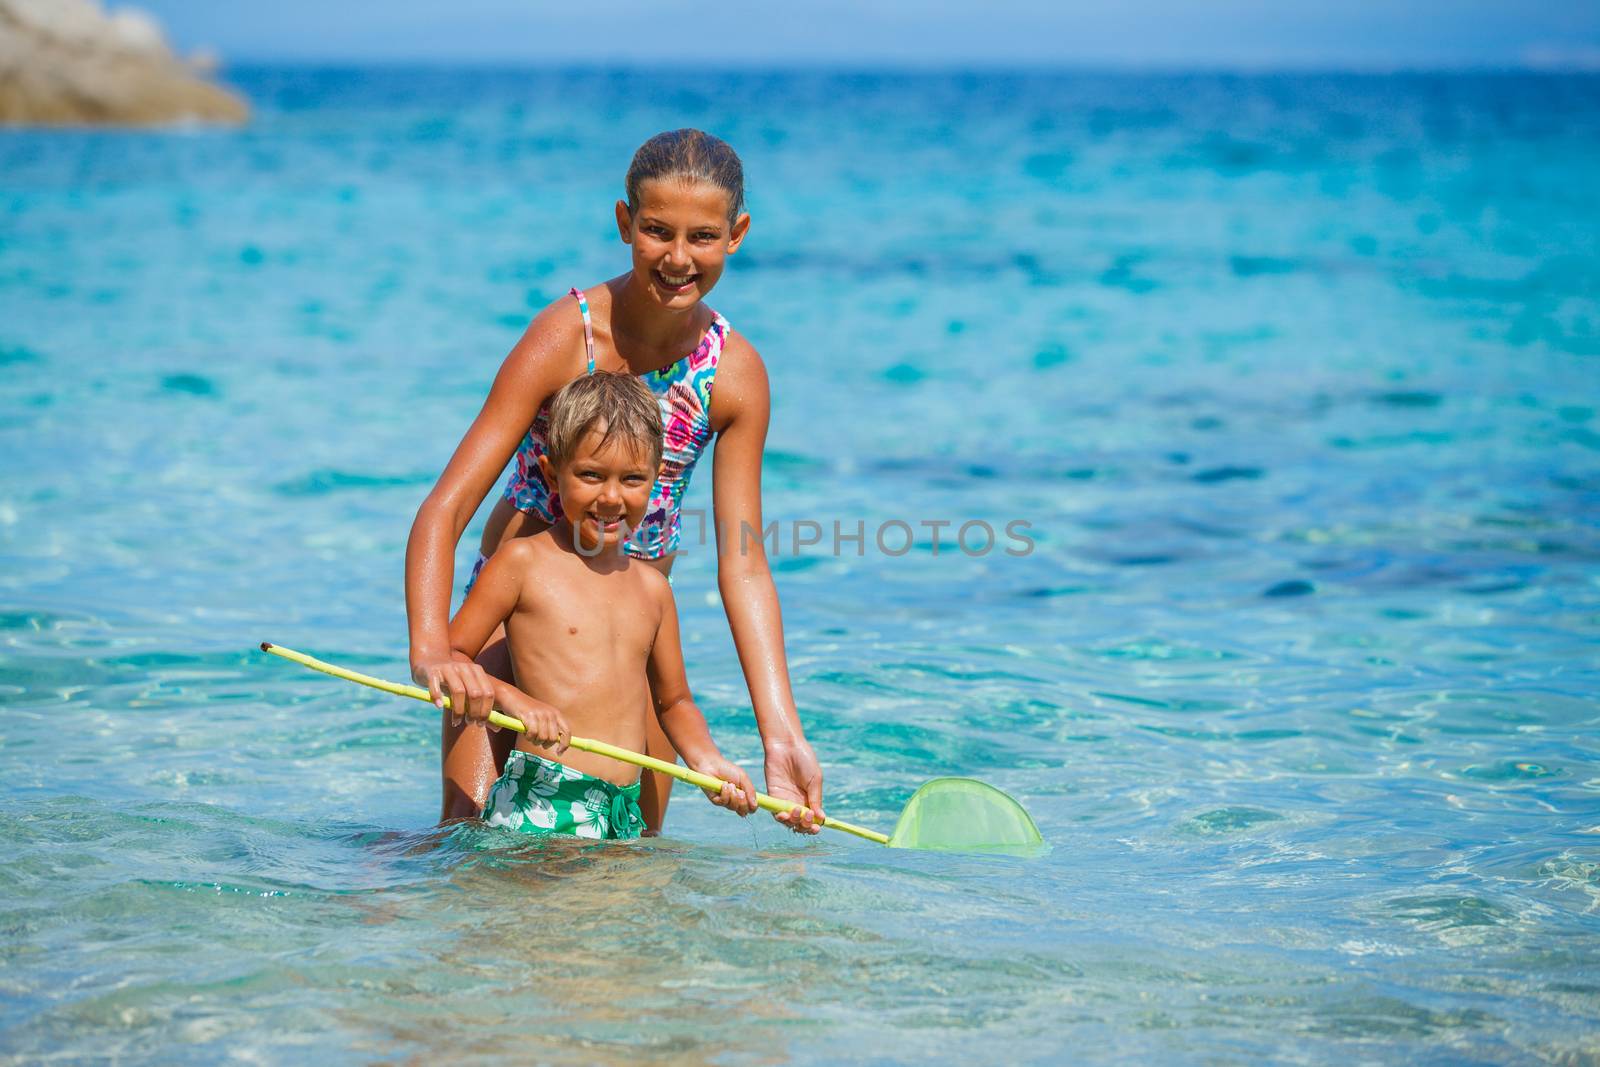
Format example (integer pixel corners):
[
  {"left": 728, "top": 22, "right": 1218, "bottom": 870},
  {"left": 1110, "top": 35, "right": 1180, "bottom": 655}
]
[{"left": 405, "top": 129, "right": 825, "bottom": 835}]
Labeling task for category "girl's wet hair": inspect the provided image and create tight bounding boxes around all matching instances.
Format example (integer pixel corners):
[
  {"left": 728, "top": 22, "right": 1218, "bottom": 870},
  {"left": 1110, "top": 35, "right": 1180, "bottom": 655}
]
[
  {"left": 625, "top": 129, "right": 745, "bottom": 222},
  {"left": 546, "top": 371, "right": 663, "bottom": 471}
]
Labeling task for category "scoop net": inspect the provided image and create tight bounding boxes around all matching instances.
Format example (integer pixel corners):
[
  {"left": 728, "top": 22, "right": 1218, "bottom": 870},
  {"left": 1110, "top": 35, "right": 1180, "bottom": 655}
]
[{"left": 886, "top": 777, "right": 1043, "bottom": 852}]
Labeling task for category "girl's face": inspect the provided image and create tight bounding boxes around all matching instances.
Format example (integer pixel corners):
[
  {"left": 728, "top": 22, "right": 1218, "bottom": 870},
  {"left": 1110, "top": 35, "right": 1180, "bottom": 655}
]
[{"left": 616, "top": 177, "right": 750, "bottom": 310}]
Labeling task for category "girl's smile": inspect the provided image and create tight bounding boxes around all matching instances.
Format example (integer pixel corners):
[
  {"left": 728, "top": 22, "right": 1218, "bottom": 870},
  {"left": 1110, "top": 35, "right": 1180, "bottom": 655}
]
[{"left": 651, "top": 268, "right": 698, "bottom": 295}]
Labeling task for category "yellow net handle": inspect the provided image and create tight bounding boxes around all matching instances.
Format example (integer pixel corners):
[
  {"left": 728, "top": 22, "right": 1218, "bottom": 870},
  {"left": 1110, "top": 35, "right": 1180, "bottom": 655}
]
[{"left": 260, "top": 642, "right": 889, "bottom": 845}]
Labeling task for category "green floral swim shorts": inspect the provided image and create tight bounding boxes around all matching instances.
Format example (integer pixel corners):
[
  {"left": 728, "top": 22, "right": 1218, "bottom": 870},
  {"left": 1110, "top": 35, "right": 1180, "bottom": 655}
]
[{"left": 481, "top": 750, "right": 644, "bottom": 840}]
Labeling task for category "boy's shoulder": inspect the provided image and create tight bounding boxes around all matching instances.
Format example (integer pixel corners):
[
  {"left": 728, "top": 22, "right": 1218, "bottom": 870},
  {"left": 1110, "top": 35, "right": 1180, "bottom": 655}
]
[
  {"left": 627, "top": 558, "right": 672, "bottom": 597},
  {"left": 622, "top": 560, "right": 673, "bottom": 616},
  {"left": 494, "top": 530, "right": 563, "bottom": 568}
]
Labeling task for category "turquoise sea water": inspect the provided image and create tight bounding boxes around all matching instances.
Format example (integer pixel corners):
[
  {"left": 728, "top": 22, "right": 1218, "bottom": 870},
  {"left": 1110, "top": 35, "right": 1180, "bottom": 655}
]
[{"left": 2, "top": 70, "right": 1598, "bottom": 1063}]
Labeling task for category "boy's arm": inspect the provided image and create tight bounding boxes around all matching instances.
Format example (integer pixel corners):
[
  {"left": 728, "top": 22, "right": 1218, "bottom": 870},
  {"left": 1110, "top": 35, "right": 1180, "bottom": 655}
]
[
  {"left": 447, "top": 546, "right": 523, "bottom": 666},
  {"left": 645, "top": 577, "right": 757, "bottom": 815},
  {"left": 445, "top": 544, "right": 569, "bottom": 750}
]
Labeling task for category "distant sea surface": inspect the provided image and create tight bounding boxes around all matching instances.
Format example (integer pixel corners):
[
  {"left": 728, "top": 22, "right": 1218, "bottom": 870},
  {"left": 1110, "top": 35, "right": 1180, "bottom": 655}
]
[{"left": 2, "top": 69, "right": 1597, "bottom": 1064}]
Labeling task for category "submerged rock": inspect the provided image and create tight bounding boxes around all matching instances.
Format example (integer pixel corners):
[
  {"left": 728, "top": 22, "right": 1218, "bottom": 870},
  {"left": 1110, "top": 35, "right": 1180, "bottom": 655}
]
[{"left": 0, "top": 0, "right": 247, "bottom": 126}]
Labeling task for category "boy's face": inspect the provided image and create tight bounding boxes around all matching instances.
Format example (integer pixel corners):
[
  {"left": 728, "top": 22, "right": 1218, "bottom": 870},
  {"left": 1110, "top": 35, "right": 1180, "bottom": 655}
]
[{"left": 540, "top": 427, "right": 658, "bottom": 553}]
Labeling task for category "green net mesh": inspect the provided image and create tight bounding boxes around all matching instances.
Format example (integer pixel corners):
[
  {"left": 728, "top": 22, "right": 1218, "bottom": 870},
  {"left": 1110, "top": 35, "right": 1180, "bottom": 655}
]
[{"left": 886, "top": 777, "right": 1043, "bottom": 852}]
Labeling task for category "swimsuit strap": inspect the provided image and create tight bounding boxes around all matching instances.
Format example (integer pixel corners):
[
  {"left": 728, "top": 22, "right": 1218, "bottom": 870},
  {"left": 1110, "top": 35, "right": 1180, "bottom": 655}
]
[{"left": 569, "top": 287, "right": 595, "bottom": 374}]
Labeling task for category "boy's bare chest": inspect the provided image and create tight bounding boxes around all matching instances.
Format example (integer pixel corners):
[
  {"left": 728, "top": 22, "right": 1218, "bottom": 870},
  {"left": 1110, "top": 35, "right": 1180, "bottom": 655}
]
[{"left": 522, "top": 570, "right": 655, "bottom": 657}]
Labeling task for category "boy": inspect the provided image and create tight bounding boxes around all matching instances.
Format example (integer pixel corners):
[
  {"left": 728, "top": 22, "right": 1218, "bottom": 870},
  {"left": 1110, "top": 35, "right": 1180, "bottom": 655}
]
[{"left": 447, "top": 372, "right": 756, "bottom": 839}]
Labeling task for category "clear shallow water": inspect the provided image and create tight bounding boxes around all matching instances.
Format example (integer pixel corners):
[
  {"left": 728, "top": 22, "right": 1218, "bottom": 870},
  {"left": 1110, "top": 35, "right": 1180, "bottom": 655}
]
[{"left": 2, "top": 69, "right": 1598, "bottom": 1064}]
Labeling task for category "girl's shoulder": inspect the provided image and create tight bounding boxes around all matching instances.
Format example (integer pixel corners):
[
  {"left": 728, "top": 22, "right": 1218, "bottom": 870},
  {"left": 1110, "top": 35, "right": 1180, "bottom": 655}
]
[
  {"left": 501, "top": 287, "right": 597, "bottom": 380},
  {"left": 570, "top": 279, "right": 632, "bottom": 352},
  {"left": 523, "top": 286, "right": 593, "bottom": 341},
  {"left": 708, "top": 326, "right": 769, "bottom": 433},
  {"left": 712, "top": 319, "right": 759, "bottom": 366}
]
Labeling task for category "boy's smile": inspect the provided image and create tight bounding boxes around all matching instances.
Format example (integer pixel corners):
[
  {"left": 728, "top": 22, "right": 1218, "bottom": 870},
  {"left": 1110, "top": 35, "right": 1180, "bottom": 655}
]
[{"left": 540, "top": 428, "right": 659, "bottom": 555}]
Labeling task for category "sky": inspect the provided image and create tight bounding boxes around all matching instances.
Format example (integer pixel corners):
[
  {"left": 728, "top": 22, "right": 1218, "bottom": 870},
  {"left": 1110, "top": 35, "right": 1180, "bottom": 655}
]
[{"left": 135, "top": 0, "right": 1600, "bottom": 69}]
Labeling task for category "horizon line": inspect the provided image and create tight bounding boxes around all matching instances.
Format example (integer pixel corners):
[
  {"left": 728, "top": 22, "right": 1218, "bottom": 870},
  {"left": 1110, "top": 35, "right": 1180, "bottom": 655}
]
[{"left": 207, "top": 57, "right": 1600, "bottom": 76}]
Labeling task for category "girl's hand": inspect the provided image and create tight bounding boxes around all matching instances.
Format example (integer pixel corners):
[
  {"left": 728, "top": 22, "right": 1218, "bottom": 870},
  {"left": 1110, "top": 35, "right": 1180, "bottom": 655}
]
[
  {"left": 689, "top": 755, "right": 758, "bottom": 817},
  {"left": 495, "top": 689, "right": 571, "bottom": 753},
  {"left": 764, "top": 739, "right": 825, "bottom": 835},
  {"left": 416, "top": 658, "right": 496, "bottom": 727}
]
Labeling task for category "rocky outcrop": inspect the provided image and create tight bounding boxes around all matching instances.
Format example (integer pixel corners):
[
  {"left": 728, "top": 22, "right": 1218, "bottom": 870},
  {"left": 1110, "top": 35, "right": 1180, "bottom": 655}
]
[{"left": 0, "top": 0, "right": 246, "bottom": 126}]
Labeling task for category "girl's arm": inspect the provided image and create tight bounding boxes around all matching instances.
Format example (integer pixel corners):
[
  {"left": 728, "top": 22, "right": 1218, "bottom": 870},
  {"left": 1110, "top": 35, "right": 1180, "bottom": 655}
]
[
  {"left": 405, "top": 300, "right": 582, "bottom": 720},
  {"left": 710, "top": 333, "right": 826, "bottom": 833},
  {"left": 645, "top": 575, "right": 757, "bottom": 815},
  {"left": 445, "top": 542, "right": 569, "bottom": 749}
]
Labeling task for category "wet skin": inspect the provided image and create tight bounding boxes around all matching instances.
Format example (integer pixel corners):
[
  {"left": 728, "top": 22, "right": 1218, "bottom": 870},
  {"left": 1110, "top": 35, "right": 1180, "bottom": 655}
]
[
  {"left": 447, "top": 429, "right": 757, "bottom": 816},
  {"left": 408, "top": 177, "right": 826, "bottom": 833}
]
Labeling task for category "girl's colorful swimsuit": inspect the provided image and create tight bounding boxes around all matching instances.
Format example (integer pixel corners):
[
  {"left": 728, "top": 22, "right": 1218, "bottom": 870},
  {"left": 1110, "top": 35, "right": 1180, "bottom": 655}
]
[{"left": 501, "top": 287, "right": 726, "bottom": 561}]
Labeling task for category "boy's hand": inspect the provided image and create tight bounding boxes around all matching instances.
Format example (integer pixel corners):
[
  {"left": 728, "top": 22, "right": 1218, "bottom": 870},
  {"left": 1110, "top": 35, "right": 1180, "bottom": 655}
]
[
  {"left": 689, "top": 755, "right": 758, "bottom": 817},
  {"left": 496, "top": 689, "right": 571, "bottom": 753}
]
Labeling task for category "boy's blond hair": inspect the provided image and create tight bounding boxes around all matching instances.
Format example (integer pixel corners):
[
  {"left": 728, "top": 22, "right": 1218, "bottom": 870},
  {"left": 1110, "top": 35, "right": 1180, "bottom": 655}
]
[{"left": 546, "top": 371, "right": 663, "bottom": 470}]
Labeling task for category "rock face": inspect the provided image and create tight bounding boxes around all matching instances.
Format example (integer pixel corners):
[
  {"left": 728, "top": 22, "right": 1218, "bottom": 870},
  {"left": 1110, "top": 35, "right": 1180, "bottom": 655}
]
[{"left": 0, "top": 0, "right": 247, "bottom": 126}]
